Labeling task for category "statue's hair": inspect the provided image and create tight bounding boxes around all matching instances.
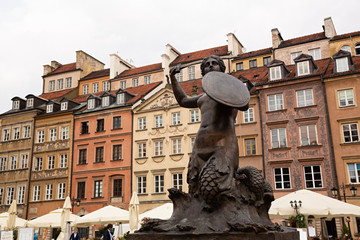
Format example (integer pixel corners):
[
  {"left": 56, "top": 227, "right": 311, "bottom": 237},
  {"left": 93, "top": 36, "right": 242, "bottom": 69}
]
[{"left": 200, "top": 55, "right": 226, "bottom": 76}]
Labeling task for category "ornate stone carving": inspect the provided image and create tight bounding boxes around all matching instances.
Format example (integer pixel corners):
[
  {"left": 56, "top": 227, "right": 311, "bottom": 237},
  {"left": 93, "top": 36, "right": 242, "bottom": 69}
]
[{"left": 150, "top": 93, "right": 176, "bottom": 111}]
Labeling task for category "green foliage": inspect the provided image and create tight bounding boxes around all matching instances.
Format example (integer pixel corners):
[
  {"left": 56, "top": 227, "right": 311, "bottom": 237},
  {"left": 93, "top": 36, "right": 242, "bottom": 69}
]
[
  {"left": 289, "top": 214, "right": 306, "bottom": 228},
  {"left": 98, "top": 226, "right": 107, "bottom": 237},
  {"left": 342, "top": 224, "right": 350, "bottom": 239},
  {"left": 120, "top": 233, "right": 127, "bottom": 240},
  {"left": 10, "top": 228, "right": 18, "bottom": 240}
]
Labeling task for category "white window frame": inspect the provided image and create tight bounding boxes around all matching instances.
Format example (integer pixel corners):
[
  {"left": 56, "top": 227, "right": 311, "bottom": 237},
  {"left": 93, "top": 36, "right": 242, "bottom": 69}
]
[
  {"left": 88, "top": 99, "right": 95, "bottom": 109},
  {"left": 188, "top": 66, "right": 195, "bottom": 80},
  {"left": 61, "top": 102, "right": 68, "bottom": 111},
  {"left": 176, "top": 70, "right": 183, "bottom": 82},
  {"left": 190, "top": 137, "right": 196, "bottom": 152},
  {"left": 33, "top": 185, "right": 40, "bottom": 201},
  {"left": 37, "top": 130, "right": 44, "bottom": 143},
  {"left": 342, "top": 123, "right": 359, "bottom": 143},
  {"left": 154, "top": 115, "right": 163, "bottom": 128},
  {"left": 6, "top": 187, "right": 15, "bottom": 205},
  {"left": 20, "top": 154, "right": 28, "bottom": 168},
  {"left": 60, "top": 126, "right": 69, "bottom": 140},
  {"left": 83, "top": 85, "right": 89, "bottom": 95},
  {"left": 172, "top": 173, "right": 183, "bottom": 190},
  {"left": 94, "top": 180, "right": 102, "bottom": 198},
  {"left": 120, "top": 81, "right": 126, "bottom": 89},
  {"left": 297, "top": 61, "right": 310, "bottom": 76},
  {"left": 338, "top": 89, "right": 355, "bottom": 107},
  {"left": 172, "top": 112, "right": 181, "bottom": 125},
  {"left": 49, "top": 128, "right": 56, "bottom": 141},
  {"left": 46, "top": 104, "right": 53, "bottom": 113},
  {"left": 26, "top": 98, "right": 34, "bottom": 108},
  {"left": 132, "top": 78, "right": 139, "bottom": 87},
  {"left": 190, "top": 110, "right": 199, "bottom": 123},
  {"left": 291, "top": 52, "right": 302, "bottom": 64},
  {"left": 138, "top": 117, "right": 146, "bottom": 130},
  {"left": 154, "top": 175, "right": 164, "bottom": 193},
  {"left": 103, "top": 81, "right": 110, "bottom": 91},
  {"left": 58, "top": 79, "right": 63, "bottom": 90},
  {"left": 348, "top": 163, "right": 360, "bottom": 183},
  {"left": 267, "top": 94, "right": 284, "bottom": 111},
  {"left": 13, "top": 100, "right": 20, "bottom": 110},
  {"left": 270, "top": 66, "right": 281, "bottom": 81},
  {"left": 45, "top": 184, "right": 53, "bottom": 200},
  {"left": 303, "top": 165, "right": 323, "bottom": 189},
  {"left": 0, "top": 188, "right": 3, "bottom": 205},
  {"left": 49, "top": 80, "right": 55, "bottom": 91},
  {"left": 59, "top": 154, "right": 67, "bottom": 168},
  {"left": 138, "top": 142, "right": 146, "bottom": 158},
  {"left": 336, "top": 57, "right": 349, "bottom": 72},
  {"left": 10, "top": 155, "right": 17, "bottom": 170},
  {"left": 172, "top": 138, "right": 182, "bottom": 154},
  {"left": 3, "top": 129, "right": 10, "bottom": 141},
  {"left": 17, "top": 185, "right": 25, "bottom": 204},
  {"left": 102, "top": 96, "right": 110, "bottom": 107},
  {"left": 154, "top": 141, "right": 163, "bottom": 156},
  {"left": 47, "top": 155, "right": 55, "bottom": 170},
  {"left": 58, "top": 183, "right": 66, "bottom": 199},
  {"left": 117, "top": 93, "right": 125, "bottom": 104},
  {"left": 296, "top": 89, "right": 314, "bottom": 107},
  {"left": 137, "top": 176, "right": 146, "bottom": 194},
  {"left": 66, "top": 77, "right": 72, "bottom": 88},
  {"left": 309, "top": 48, "right": 321, "bottom": 60},
  {"left": 144, "top": 76, "right": 151, "bottom": 85},
  {"left": 93, "top": 83, "right": 99, "bottom": 93},
  {"left": 23, "top": 125, "right": 31, "bottom": 138},
  {"left": 0, "top": 157, "right": 7, "bottom": 171},
  {"left": 274, "top": 167, "right": 291, "bottom": 190},
  {"left": 299, "top": 125, "right": 318, "bottom": 146},
  {"left": 271, "top": 128, "right": 287, "bottom": 149},
  {"left": 13, "top": 127, "right": 20, "bottom": 140},
  {"left": 34, "top": 157, "right": 42, "bottom": 171},
  {"left": 243, "top": 108, "right": 254, "bottom": 123}
]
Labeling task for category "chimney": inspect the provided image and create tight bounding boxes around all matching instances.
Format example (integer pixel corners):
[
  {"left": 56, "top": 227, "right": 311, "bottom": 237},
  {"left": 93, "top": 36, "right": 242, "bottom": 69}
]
[
  {"left": 227, "top": 33, "right": 243, "bottom": 56},
  {"left": 324, "top": 17, "right": 337, "bottom": 38},
  {"left": 109, "top": 54, "right": 133, "bottom": 79},
  {"left": 50, "top": 61, "right": 62, "bottom": 69},
  {"left": 271, "top": 28, "right": 283, "bottom": 49},
  {"left": 43, "top": 65, "right": 54, "bottom": 76},
  {"left": 166, "top": 44, "right": 181, "bottom": 63}
]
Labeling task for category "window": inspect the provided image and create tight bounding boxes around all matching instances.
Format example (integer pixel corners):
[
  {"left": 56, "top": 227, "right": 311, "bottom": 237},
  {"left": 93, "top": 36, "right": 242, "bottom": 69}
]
[
  {"left": 46, "top": 104, "right": 53, "bottom": 113},
  {"left": 49, "top": 80, "right": 55, "bottom": 91},
  {"left": 94, "top": 180, "right": 102, "bottom": 198},
  {"left": 132, "top": 78, "right": 139, "bottom": 87},
  {"left": 188, "top": 66, "right": 195, "bottom": 80},
  {"left": 173, "top": 173, "right": 183, "bottom": 190},
  {"left": 263, "top": 57, "right": 271, "bottom": 66},
  {"left": 60, "top": 154, "right": 67, "bottom": 168},
  {"left": 61, "top": 102, "right": 68, "bottom": 111},
  {"left": 20, "top": 154, "right": 28, "bottom": 168},
  {"left": 23, "top": 125, "right": 31, "bottom": 138},
  {"left": 243, "top": 108, "right": 254, "bottom": 123},
  {"left": 338, "top": 89, "right": 354, "bottom": 107},
  {"left": 58, "top": 79, "right": 63, "bottom": 90},
  {"left": 154, "top": 115, "right": 163, "bottom": 128},
  {"left": 236, "top": 62, "right": 244, "bottom": 71},
  {"left": 154, "top": 141, "right": 163, "bottom": 156},
  {"left": 296, "top": 89, "right": 314, "bottom": 107},
  {"left": 176, "top": 70, "right": 183, "bottom": 82},
  {"left": 309, "top": 48, "right": 321, "bottom": 60},
  {"left": 270, "top": 66, "right": 281, "bottom": 81},
  {"left": 297, "top": 61, "right": 310, "bottom": 76},
  {"left": 83, "top": 85, "right": 89, "bottom": 95},
  {"left": 95, "top": 147, "right": 104, "bottom": 163},
  {"left": 13, "top": 127, "right": 20, "bottom": 140},
  {"left": 0, "top": 188, "right": 3, "bottom": 204},
  {"left": 79, "top": 149, "right": 87, "bottom": 164},
  {"left": 341, "top": 45, "right": 351, "bottom": 53},
  {"left": 356, "top": 43, "right": 360, "bottom": 55},
  {"left": 172, "top": 112, "right": 181, "bottom": 125},
  {"left": 137, "top": 176, "right": 146, "bottom": 194},
  {"left": 0, "top": 157, "right": 6, "bottom": 171},
  {"left": 96, "top": 119, "right": 104, "bottom": 132},
  {"left": 81, "top": 122, "right": 89, "bottom": 134},
  {"left": 88, "top": 99, "right": 95, "bottom": 109},
  {"left": 299, "top": 125, "right": 318, "bottom": 146},
  {"left": 348, "top": 163, "right": 360, "bottom": 183},
  {"left": 103, "top": 81, "right": 110, "bottom": 91},
  {"left": 3, "top": 129, "right": 10, "bottom": 141},
  {"left": 102, "top": 96, "right": 109, "bottom": 107},
  {"left": 33, "top": 185, "right": 40, "bottom": 201},
  {"left": 138, "top": 143, "right": 146, "bottom": 158},
  {"left": 66, "top": 77, "right": 72, "bottom": 88},
  {"left": 120, "top": 81, "right": 126, "bottom": 89},
  {"left": 58, "top": 183, "right": 66, "bottom": 199},
  {"left": 271, "top": 128, "right": 287, "bottom": 148},
  {"left": 113, "top": 179, "right": 122, "bottom": 197},
  {"left": 47, "top": 155, "right": 55, "bottom": 169},
  {"left": 117, "top": 93, "right": 125, "bottom": 104},
  {"left": 190, "top": 137, "right": 196, "bottom": 151},
  {"left": 45, "top": 184, "right": 53, "bottom": 200},
  {"left": 77, "top": 182, "right": 85, "bottom": 199},
  {"left": 144, "top": 76, "right": 151, "bottom": 85},
  {"left": 60, "top": 126, "right": 69, "bottom": 140},
  {"left": 113, "top": 145, "right": 122, "bottom": 160},
  {"left": 10, "top": 155, "right": 17, "bottom": 170},
  {"left": 34, "top": 157, "right": 42, "bottom": 171},
  {"left": 138, "top": 117, "right": 146, "bottom": 130},
  {"left": 268, "top": 94, "right": 284, "bottom": 111},
  {"left": 244, "top": 138, "right": 256, "bottom": 155},
  {"left": 249, "top": 59, "right": 257, "bottom": 69},
  {"left": 291, "top": 52, "right": 302, "bottom": 64},
  {"left": 26, "top": 98, "right": 34, "bottom": 108},
  {"left": 172, "top": 138, "right": 182, "bottom": 154},
  {"left": 37, "top": 130, "right": 44, "bottom": 143},
  {"left": 274, "top": 167, "right": 291, "bottom": 190},
  {"left": 49, "top": 128, "right": 56, "bottom": 141},
  {"left": 17, "top": 186, "right": 25, "bottom": 204},
  {"left": 342, "top": 123, "right": 359, "bottom": 143},
  {"left": 154, "top": 175, "right": 164, "bottom": 193},
  {"left": 113, "top": 116, "right": 122, "bottom": 129},
  {"left": 6, "top": 187, "right": 15, "bottom": 204},
  {"left": 93, "top": 83, "right": 99, "bottom": 93},
  {"left": 304, "top": 165, "right": 323, "bottom": 189},
  {"left": 190, "top": 110, "right": 199, "bottom": 123},
  {"left": 12, "top": 100, "right": 20, "bottom": 110},
  {"left": 336, "top": 57, "right": 349, "bottom": 72}
]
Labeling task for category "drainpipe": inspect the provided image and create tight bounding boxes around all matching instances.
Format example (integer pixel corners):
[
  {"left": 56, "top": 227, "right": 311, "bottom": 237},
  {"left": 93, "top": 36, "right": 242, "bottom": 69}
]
[
  {"left": 130, "top": 110, "right": 134, "bottom": 204},
  {"left": 25, "top": 116, "right": 36, "bottom": 219},
  {"left": 257, "top": 91, "right": 266, "bottom": 179},
  {"left": 69, "top": 113, "right": 76, "bottom": 209}
]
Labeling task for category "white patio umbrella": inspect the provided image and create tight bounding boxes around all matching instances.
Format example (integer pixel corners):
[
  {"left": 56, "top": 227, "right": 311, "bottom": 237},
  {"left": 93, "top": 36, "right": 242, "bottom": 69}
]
[
  {"left": 74, "top": 205, "right": 129, "bottom": 227},
  {"left": 7, "top": 200, "right": 17, "bottom": 229},
  {"left": 139, "top": 203, "right": 173, "bottom": 221},
  {"left": 27, "top": 208, "right": 80, "bottom": 228},
  {"left": 0, "top": 212, "right": 27, "bottom": 230},
  {"left": 129, "top": 192, "right": 139, "bottom": 233},
  {"left": 56, "top": 197, "right": 72, "bottom": 240},
  {"left": 269, "top": 189, "right": 360, "bottom": 219}
]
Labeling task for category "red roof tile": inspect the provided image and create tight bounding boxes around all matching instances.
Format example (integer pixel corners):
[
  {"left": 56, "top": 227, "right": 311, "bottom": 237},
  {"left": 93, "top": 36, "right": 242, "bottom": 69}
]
[
  {"left": 179, "top": 79, "right": 204, "bottom": 96},
  {"left": 232, "top": 67, "right": 269, "bottom": 85},
  {"left": 331, "top": 30, "right": 360, "bottom": 41},
  {"left": 324, "top": 55, "right": 360, "bottom": 78},
  {"left": 38, "top": 88, "right": 75, "bottom": 101},
  {"left": 115, "top": 63, "right": 162, "bottom": 79},
  {"left": 278, "top": 32, "right": 327, "bottom": 48},
  {"left": 81, "top": 68, "right": 109, "bottom": 81},
  {"left": 234, "top": 47, "right": 272, "bottom": 60},
  {"left": 43, "top": 63, "right": 78, "bottom": 77},
  {"left": 170, "top": 45, "right": 228, "bottom": 66}
]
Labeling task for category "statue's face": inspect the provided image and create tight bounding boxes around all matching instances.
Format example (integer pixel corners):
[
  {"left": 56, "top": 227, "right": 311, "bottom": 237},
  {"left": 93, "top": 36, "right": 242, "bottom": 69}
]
[{"left": 203, "top": 58, "right": 221, "bottom": 75}]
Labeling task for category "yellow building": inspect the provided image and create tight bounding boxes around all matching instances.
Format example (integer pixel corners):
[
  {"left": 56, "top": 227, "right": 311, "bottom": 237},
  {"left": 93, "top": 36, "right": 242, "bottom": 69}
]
[
  {"left": 231, "top": 47, "right": 272, "bottom": 72},
  {"left": 330, "top": 31, "right": 360, "bottom": 56}
]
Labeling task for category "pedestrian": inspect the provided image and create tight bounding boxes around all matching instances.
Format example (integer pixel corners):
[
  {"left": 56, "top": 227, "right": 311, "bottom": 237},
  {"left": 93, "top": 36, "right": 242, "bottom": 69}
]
[
  {"left": 69, "top": 228, "right": 80, "bottom": 240},
  {"left": 103, "top": 224, "right": 113, "bottom": 240},
  {"left": 34, "top": 232, "right": 38, "bottom": 240}
]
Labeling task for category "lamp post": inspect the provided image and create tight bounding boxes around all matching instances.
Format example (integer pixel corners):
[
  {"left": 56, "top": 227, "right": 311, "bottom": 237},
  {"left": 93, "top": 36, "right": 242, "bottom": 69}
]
[
  {"left": 290, "top": 200, "right": 302, "bottom": 215},
  {"left": 331, "top": 183, "right": 357, "bottom": 240},
  {"left": 71, "top": 198, "right": 81, "bottom": 212}
]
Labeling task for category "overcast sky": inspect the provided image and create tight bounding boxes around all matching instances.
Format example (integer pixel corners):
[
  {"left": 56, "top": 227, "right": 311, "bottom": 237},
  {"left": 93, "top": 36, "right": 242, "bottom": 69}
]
[{"left": 1, "top": 0, "right": 360, "bottom": 114}]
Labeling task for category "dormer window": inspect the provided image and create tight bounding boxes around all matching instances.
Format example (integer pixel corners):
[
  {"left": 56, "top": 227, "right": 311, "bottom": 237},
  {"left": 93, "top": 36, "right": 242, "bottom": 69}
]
[
  {"left": 270, "top": 66, "right": 281, "bottom": 81},
  {"left": 355, "top": 43, "right": 360, "bottom": 56},
  {"left": 117, "top": 93, "right": 125, "bottom": 104},
  {"left": 61, "top": 102, "right": 68, "bottom": 111},
  {"left": 26, "top": 98, "right": 34, "bottom": 108},
  {"left": 102, "top": 96, "right": 109, "bottom": 107},
  {"left": 297, "top": 61, "right": 310, "bottom": 76},
  {"left": 88, "top": 99, "right": 95, "bottom": 109},
  {"left": 46, "top": 104, "right": 53, "bottom": 113},
  {"left": 12, "top": 101, "right": 20, "bottom": 110},
  {"left": 336, "top": 58, "right": 349, "bottom": 73}
]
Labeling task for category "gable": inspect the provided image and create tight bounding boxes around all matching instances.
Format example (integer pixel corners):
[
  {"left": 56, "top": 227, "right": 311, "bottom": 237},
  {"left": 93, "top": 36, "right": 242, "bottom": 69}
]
[{"left": 133, "top": 88, "right": 177, "bottom": 113}]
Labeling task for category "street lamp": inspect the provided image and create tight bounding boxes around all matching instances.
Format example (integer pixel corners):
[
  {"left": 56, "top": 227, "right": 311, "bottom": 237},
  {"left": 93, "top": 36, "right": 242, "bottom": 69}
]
[
  {"left": 290, "top": 200, "right": 302, "bottom": 215},
  {"left": 71, "top": 198, "right": 81, "bottom": 212}
]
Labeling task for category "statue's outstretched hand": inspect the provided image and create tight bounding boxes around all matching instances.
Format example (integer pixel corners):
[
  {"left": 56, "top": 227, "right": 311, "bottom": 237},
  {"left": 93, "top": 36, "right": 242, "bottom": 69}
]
[{"left": 170, "top": 64, "right": 182, "bottom": 77}]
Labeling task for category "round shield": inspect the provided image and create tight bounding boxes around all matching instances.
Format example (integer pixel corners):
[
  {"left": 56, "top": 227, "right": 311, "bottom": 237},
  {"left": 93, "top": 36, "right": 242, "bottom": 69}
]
[{"left": 202, "top": 71, "right": 250, "bottom": 108}]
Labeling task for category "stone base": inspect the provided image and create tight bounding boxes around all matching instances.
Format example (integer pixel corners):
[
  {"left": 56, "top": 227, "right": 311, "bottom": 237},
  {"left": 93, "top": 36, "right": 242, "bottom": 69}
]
[{"left": 127, "top": 231, "right": 300, "bottom": 240}]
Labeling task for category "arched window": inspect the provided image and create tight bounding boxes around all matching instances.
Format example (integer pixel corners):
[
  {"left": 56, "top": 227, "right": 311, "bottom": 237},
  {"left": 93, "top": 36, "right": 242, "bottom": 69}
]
[
  {"left": 341, "top": 45, "right": 351, "bottom": 54},
  {"left": 355, "top": 43, "right": 360, "bottom": 56}
]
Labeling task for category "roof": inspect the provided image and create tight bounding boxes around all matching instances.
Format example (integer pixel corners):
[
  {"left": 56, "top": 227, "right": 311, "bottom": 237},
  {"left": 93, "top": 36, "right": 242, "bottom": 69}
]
[
  {"left": 331, "top": 30, "right": 360, "bottom": 41},
  {"left": 324, "top": 55, "right": 360, "bottom": 78},
  {"left": 179, "top": 79, "right": 204, "bottom": 96},
  {"left": 81, "top": 68, "right": 110, "bottom": 81},
  {"left": 234, "top": 47, "right": 272, "bottom": 60},
  {"left": 43, "top": 62, "right": 78, "bottom": 77},
  {"left": 232, "top": 67, "right": 269, "bottom": 85},
  {"left": 170, "top": 45, "right": 228, "bottom": 66},
  {"left": 38, "top": 88, "right": 74, "bottom": 101},
  {"left": 115, "top": 63, "right": 162, "bottom": 79},
  {"left": 278, "top": 32, "right": 327, "bottom": 48}
]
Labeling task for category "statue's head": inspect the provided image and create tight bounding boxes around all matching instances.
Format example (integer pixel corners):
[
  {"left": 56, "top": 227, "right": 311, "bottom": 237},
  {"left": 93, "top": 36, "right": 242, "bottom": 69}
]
[{"left": 201, "top": 55, "right": 226, "bottom": 76}]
